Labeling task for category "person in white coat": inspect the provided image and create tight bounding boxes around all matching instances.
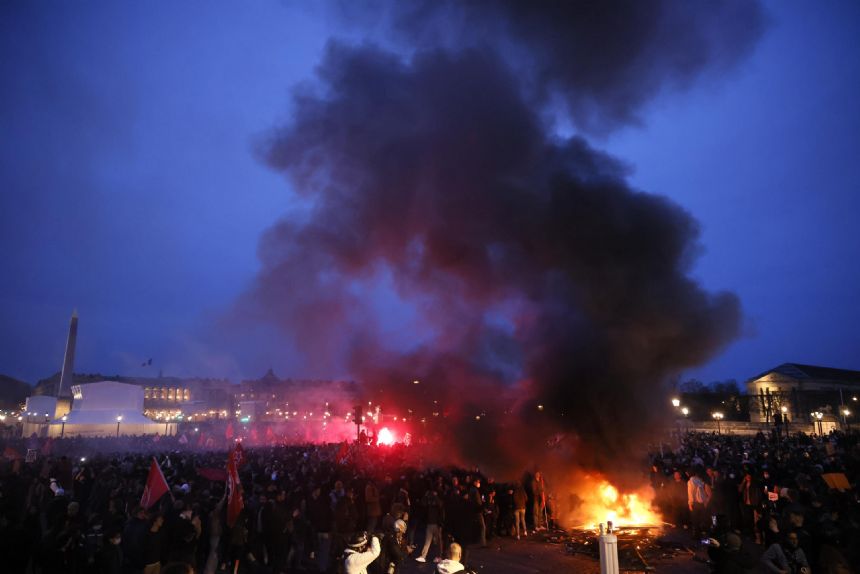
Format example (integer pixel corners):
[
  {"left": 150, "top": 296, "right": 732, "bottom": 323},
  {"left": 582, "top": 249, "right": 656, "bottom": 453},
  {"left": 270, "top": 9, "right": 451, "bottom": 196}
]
[{"left": 343, "top": 531, "right": 381, "bottom": 574}]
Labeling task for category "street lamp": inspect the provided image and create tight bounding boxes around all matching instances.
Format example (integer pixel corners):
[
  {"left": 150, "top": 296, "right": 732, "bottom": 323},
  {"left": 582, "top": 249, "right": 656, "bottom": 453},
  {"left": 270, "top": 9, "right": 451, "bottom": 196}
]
[
  {"left": 712, "top": 412, "right": 724, "bottom": 434},
  {"left": 811, "top": 411, "right": 824, "bottom": 435},
  {"left": 116, "top": 415, "right": 123, "bottom": 437},
  {"left": 671, "top": 398, "right": 680, "bottom": 408},
  {"left": 61, "top": 415, "right": 67, "bottom": 438},
  {"left": 843, "top": 409, "right": 852, "bottom": 432}
]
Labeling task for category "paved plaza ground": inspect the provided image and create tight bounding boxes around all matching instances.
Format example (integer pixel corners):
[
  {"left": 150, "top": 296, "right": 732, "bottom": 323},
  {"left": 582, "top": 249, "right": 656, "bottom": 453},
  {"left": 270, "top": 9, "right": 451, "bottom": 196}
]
[{"left": 394, "top": 527, "right": 713, "bottom": 574}]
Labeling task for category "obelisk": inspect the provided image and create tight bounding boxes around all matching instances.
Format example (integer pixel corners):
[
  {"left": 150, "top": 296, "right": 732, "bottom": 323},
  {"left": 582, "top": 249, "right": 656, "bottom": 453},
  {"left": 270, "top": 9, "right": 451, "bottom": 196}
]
[{"left": 56, "top": 309, "right": 78, "bottom": 397}]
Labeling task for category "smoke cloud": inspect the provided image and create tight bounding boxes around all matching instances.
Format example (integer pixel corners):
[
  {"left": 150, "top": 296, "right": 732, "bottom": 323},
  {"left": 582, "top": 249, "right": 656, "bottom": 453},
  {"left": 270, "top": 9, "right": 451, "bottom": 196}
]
[
  {"left": 236, "top": 2, "right": 762, "bottom": 478},
  {"left": 360, "top": 0, "right": 766, "bottom": 132}
]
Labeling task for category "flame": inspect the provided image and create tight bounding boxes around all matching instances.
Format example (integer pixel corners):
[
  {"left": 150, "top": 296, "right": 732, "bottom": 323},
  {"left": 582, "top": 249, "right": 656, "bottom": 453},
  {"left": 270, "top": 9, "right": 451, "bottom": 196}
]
[
  {"left": 376, "top": 427, "right": 396, "bottom": 446},
  {"left": 565, "top": 473, "right": 662, "bottom": 530}
]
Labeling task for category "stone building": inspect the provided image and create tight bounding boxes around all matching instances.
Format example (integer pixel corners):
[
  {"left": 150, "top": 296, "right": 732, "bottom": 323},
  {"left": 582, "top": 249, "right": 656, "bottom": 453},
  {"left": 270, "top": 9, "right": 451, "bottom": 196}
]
[{"left": 746, "top": 363, "right": 859, "bottom": 429}]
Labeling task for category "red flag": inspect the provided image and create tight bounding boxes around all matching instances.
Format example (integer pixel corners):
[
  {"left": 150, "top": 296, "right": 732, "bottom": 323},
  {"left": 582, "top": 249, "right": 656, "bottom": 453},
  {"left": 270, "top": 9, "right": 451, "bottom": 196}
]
[
  {"left": 225, "top": 422, "right": 234, "bottom": 440},
  {"left": 230, "top": 442, "right": 247, "bottom": 468},
  {"left": 226, "top": 448, "right": 243, "bottom": 527},
  {"left": 140, "top": 457, "right": 170, "bottom": 509},
  {"left": 336, "top": 441, "right": 349, "bottom": 462},
  {"left": 196, "top": 467, "right": 227, "bottom": 481}
]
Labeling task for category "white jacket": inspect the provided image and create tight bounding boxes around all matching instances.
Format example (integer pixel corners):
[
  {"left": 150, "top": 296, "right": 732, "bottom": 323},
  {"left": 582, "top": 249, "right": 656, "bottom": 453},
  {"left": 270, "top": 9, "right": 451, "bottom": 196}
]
[
  {"left": 436, "top": 559, "right": 465, "bottom": 574},
  {"left": 344, "top": 536, "right": 381, "bottom": 574}
]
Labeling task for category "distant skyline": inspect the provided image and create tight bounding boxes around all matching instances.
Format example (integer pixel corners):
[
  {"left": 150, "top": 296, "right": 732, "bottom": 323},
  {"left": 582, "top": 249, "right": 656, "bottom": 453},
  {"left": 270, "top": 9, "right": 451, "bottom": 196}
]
[{"left": 2, "top": 1, "right": 859, "bottom": 386}]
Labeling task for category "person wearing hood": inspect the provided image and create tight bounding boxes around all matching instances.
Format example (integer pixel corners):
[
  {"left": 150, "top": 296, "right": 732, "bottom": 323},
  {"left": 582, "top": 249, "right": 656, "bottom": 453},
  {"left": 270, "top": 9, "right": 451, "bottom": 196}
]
[
  {"left": 379, "top": 519, "right": 408, "bottom": 574},
  {"left": 343, "top": 531, "right": 380, "bottom": 574},
  {"left": 436, "top": 542, "right": 465, "bottom": 574}
]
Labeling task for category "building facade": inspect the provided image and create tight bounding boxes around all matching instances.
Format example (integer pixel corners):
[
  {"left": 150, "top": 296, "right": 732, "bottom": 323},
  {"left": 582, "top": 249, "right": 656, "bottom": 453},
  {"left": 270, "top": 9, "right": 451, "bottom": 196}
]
[{"left": 746, "top": 363, "right": 859, "bottom": 429}]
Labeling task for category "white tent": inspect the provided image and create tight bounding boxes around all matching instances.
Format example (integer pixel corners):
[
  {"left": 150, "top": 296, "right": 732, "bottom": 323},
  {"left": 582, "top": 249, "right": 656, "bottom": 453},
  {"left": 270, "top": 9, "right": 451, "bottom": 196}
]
[{"left": 48, "top": 381, "right": 173, "bottom": 437}]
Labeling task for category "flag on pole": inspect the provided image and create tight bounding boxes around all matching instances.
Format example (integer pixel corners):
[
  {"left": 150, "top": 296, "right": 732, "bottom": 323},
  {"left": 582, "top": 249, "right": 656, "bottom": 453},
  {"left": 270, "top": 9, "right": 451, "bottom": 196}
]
[
  {"left": 140, "top": 457, "right": 170, "bottom": 509},
  {"left": 230, "top": 441, "right": 247, "bottom": 468},
  {"left": 226, "top": 447, "right": 244, "bottom": 527}
]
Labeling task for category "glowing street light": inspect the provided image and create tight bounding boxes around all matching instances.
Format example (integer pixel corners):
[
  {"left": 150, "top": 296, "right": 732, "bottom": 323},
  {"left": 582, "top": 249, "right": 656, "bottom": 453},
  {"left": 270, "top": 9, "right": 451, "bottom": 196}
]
[
  {"left": 61, "top": 415, "right": 67, "bottom": 438},
  {"left": 842, "top": 408, "right": 852, "bottom": 432},
  {"left": 711, "top": 412, "right": 724, "bottom": 434},
  {"left": 681, "top": 407, "right": 689, "bottom": 417},
  {"left": 671, "top": 398, "right": 680, "bottom": 408},
  {"left": 116, "top": 415, "right": 123, "bottom": 437},
  {"left": 811, "top": 411, "right": 824, "bottom": 435}
]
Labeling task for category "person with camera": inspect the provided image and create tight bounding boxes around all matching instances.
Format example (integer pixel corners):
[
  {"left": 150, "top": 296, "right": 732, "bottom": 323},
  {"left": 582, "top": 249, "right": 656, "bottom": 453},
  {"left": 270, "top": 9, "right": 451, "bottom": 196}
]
[
  {"left": 343, "top": 531, "right": 380, "bottom": 574},
  {"left": 761, "top": 531, "right": 811, "bottom": 574}
]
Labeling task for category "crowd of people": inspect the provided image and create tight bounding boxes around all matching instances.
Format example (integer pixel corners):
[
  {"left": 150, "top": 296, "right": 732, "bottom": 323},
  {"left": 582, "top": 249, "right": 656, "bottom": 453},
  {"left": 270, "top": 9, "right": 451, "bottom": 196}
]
[
  {"left": 1, "top": 425, "right": 858, "bottom": 574},
  {"left": 0, "top": 436, "right": 551, "bottom": 574},
  {"left": 650, "top": 430, "right": 859, "bottom": 573}
]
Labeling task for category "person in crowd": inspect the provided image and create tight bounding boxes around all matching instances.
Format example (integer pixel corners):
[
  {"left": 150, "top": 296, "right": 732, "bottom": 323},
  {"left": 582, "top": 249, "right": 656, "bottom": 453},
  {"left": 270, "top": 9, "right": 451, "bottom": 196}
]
[
  {"left": 365, "top": 480, "right": 382, "bottom": 533},
  {"left": 144, "top": 514, "right": 165, "bottom": 574},
  {"left": 436, "top": 542, "right": 465, "bottom": 574},
  {"left": 530, "top": 472, "right": 546, "bottom": 532},
  {"left": 687, "top": 467, "right": 712, "bottom": 538},
  {"left": 761, "top": 531, "right": 811, "bottom": 574},
  {"left": 343, "top": 531, "right": 380, "bottom": 574},
  {"left": 706, "top": 531, "right": 756, "bottom": 574},
  {"left": 468, "top": 478, "right": 486, "bottom": 547},
  {"left": 512, "top": 481, "right": 528, "bottom": 539},
  {"left": 416, "top": 489, "right": 444, "bottom": 563},
  {"left": 378, "top": 518, "right": 408, "bottom": 574},
  {"left": 98, "top": 528, "right": 124, "bottom": 574}
]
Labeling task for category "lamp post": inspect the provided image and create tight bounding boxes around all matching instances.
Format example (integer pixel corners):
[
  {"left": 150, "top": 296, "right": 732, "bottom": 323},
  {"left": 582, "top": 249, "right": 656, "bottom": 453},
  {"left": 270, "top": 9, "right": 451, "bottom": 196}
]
[
  {"left": 116, "top": 415, "right": 123, "bottom": 437},
  {"left": 681, "top": 407, "right": 689, "bottom": 433},
  {"left": 712, "top": 412, "right": 724, "bottom": 434},
  {"left": 843, "top": 409, "right": 852, "bottom": 432},
  {"left": 671, "top": 398, "right": 680, "bottom": 408},
  {"left": 60, "top": 415, "right": 67, "bottom": 438},
  {"left": 811, "top": 411, "right": 824, "bottom": 435}
]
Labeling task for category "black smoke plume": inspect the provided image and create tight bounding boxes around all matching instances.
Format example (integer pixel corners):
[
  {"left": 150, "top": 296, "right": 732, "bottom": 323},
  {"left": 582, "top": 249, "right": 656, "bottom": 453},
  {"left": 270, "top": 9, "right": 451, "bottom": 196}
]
[
  {"left": 237, "top": 2, "right": 763, "bottom": 478},
  {"left": 355, "top": 0, "right": 766, "bottom": 132}
]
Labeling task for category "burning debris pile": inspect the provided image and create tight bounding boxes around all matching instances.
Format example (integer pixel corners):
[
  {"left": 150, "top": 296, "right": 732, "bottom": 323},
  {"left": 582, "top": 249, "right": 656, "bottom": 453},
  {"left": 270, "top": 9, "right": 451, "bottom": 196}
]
[
  {"left": 559, "top": 525, "right": 693, "bottom": 572},
  {"left": 564, "top": 473, "right": 663, "bottom": 530}
]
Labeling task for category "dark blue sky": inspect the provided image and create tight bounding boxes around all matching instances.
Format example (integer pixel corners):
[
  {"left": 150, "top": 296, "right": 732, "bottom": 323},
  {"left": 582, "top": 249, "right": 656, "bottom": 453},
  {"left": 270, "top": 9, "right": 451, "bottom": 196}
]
[{"left": 1, "top": 0, "right": 859, "bottom": 385}]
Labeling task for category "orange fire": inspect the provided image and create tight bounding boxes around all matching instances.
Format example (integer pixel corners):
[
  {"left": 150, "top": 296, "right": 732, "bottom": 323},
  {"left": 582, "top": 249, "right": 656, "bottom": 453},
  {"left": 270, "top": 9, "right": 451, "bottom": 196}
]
[{"left": 565, "top": 473, "right": 662, "bottom": 530}]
